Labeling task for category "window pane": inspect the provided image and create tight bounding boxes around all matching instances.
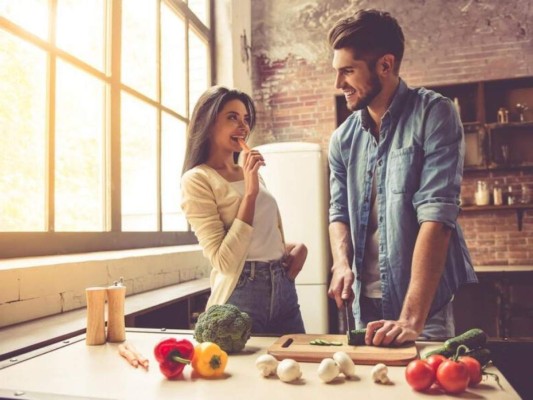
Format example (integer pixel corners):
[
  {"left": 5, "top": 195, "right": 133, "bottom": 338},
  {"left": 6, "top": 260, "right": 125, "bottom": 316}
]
[
  {"left": 188, "top": 0, "right": 209, "bottom": 28},
  {"left": 56, "top": 0, "right": 105, "bottom": 71},
  {"left": 121, "top": 0, "right": 157, "bottom": 99},
  {"left": 161, "top": 2, "right": 186, "bottom": 115},
  {"left": 0, "top": 0, "right": 48, "bottom": 40},
  {"left": 161, "top": 113, "right": 187, "bottom": 231},
  {"left": 121, "top": 93, "right": 158, "bottom": 231},
  {"left": 55, "top": 61, "right": 105, "bottom": 231},
  {"left": 188, "top": 28, "right": 209, "bottom": 113},
  {"left": 0, "top": 31, "right": 46, "bottom": 231}
]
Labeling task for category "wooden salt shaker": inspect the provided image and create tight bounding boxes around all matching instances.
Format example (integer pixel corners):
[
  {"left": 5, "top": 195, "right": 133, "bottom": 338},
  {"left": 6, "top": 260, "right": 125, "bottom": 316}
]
[
  {"left": 106, "top": 279, "right": 126, "bottom": 342},
  {"left": 85, "top": 287, "right": 106, "bottom": 345}
]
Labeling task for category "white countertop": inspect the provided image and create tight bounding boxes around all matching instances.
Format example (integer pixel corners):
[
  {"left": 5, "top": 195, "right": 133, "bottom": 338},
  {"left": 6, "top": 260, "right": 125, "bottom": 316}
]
[{"left": 0, "top": 330, "right": 520, "bottom": 399}]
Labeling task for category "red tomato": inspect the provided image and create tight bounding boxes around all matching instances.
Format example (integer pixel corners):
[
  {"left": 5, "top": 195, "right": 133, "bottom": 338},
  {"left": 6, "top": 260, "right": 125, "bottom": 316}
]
[
  {"left": 405, "top": 359, "right": 436, "bottom": 392},
  {"left": 436, "top": 359, "right": 470, "bottom": 394},
  {"left": 426, "top": 354, "right": 447, "bottom": 375},
  {"left": 458, "top": 356, "right": 483, "bottom": 386}
]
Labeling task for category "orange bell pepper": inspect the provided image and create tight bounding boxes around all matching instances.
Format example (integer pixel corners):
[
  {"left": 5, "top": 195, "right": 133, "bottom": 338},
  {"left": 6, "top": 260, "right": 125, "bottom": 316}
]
[{"left": 191, "top": 342, "right": 228, "bottom": 378}]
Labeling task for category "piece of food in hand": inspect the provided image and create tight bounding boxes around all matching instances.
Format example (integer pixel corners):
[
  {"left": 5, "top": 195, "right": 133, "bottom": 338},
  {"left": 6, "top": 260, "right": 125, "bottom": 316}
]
[
  {"left": 191, "top": 342, "right": 228, "bottom": 378},
  {"left": 194, "top": 304, "right": 252, "bottom": 353},
  {"left": 237, "top": 137, "right": 250, "bottom": 151},
  {"left": 153, "top": 338, "right": 195, "bottom": 379},
  {"left": 255, "top": 354, "right": 279, "bottom": 377},
  {"left": 317, "top": 358, "right": 340, "bottom": 383},
  {"left": 277, "top": 359, "right": 302, "bottom": 383}
]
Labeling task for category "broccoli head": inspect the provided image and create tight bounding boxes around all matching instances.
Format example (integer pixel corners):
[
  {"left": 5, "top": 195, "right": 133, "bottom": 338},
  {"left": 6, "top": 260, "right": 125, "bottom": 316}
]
[{"left": 194, "top": 304, "right": 252, "bottom": 353}]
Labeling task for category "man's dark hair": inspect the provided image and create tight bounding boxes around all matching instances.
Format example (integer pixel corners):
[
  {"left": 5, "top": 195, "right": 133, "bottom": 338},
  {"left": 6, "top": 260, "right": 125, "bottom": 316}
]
[{"left": 328, "top": 9, "right": 405, "bottom": 72}]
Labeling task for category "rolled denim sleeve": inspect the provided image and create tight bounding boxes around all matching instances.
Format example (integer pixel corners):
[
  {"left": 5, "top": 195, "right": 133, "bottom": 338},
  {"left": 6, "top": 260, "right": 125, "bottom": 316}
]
[
  {"left": 328, "top": 131, "right": 350, "bottom": 224},
  {"left": 414, "top": 98, "right": 463, "bottom": 228}
]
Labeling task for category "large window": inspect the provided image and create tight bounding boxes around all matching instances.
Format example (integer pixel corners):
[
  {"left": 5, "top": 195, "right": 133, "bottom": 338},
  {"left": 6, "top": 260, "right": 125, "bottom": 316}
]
[{"left": 0, "top": 0, "right": 211, "bottom": 258}]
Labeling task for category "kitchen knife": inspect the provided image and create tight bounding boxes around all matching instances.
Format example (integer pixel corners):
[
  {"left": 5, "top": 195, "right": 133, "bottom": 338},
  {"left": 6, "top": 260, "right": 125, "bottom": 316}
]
[{"left": 344, "top": 300, "right": 355, "bottom": 345}]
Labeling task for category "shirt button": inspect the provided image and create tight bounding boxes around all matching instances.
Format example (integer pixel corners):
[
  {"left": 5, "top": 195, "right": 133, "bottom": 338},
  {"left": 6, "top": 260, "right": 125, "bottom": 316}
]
[
  {"left": 378, "top": 160, "right": 383, "bottom": 167},
  {"left": 379, "top": 216, "right": 383, "bottom": 223},
  {"left": 368, "top": 171, "right": 373, "bottom": 177}
]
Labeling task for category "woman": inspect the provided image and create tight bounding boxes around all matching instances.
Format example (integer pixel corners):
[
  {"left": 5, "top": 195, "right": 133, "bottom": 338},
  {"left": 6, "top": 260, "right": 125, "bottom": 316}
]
[{"left": 181, "top": 86, "right": 306, "bottom": 334}]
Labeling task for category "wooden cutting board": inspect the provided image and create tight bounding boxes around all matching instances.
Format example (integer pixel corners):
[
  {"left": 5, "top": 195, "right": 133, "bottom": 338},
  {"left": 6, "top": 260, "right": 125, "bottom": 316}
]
[{"left": 267, "top": 334, "right": 418, "bottom": 366}]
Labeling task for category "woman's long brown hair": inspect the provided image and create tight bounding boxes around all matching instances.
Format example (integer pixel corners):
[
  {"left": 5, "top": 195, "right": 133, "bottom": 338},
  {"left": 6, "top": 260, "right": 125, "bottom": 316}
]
[{"left": 182, "top": 86, "right": 256, "bottom": 174}]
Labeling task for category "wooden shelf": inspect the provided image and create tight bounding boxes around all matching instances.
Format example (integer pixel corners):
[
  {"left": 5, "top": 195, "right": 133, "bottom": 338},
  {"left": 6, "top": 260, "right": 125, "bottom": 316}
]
[{"left": 461, "top": 204, "right": 533, "bottom": 231}]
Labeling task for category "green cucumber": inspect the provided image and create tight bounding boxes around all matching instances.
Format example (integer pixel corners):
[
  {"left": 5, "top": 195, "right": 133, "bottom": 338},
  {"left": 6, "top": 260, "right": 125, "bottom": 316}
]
[
  {"left": 464, "top": 347, "right": 492, "bottom": 367},
  {"left": 422, "top": 346, "right": 455, "bottom": 359},
  {"left": 444, "top": 328, "right": 488, "bottom": 352},
  {"left": 347, "top": 329, "right": 366, "bottom": 346}
]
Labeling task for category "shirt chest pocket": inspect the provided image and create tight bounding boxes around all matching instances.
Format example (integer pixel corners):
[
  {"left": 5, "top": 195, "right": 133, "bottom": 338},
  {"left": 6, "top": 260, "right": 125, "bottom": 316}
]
[{"left": 387, "top": 146, "right": 423, "bottom": 194}]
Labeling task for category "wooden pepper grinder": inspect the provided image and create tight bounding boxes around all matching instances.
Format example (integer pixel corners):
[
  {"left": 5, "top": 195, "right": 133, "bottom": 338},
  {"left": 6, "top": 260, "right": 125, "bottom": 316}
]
[
  {"left": 106, "top": 278, "right": 126, "bottom": 342},
  {"left": 85, "top": 287, "right": 107, "bottom": 345}
]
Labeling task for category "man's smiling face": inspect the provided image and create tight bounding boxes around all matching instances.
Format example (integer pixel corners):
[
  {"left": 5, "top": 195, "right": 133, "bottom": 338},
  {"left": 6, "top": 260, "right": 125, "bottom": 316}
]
[{"left": 332, "top": 47, "right": 382, "bottom": 112}]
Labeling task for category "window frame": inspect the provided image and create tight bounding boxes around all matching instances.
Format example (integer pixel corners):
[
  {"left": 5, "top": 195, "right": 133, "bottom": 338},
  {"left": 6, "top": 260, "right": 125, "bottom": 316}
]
[{"left": 0, "top": 0, "right": 212, "bottom": 258}]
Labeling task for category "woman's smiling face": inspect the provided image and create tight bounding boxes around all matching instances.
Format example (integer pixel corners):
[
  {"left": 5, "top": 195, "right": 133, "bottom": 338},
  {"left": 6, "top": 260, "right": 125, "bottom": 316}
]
[{"left": 210, "top": 99, "right": 251, "bottom": 152}]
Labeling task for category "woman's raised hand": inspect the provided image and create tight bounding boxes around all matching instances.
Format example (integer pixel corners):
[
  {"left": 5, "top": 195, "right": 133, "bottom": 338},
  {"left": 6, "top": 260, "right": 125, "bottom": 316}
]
[{"left": 242, "top": 149, "right": 265, "bottom": 198}]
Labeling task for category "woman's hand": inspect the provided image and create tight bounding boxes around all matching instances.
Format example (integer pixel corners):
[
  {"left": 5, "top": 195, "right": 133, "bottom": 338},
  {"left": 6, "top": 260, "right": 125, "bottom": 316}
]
[
  {"left": 283, "top": 243, "right": 307, "bottom": 280},
  {"left": 242, "top": 149, "right": 265, "bottom": 197}
]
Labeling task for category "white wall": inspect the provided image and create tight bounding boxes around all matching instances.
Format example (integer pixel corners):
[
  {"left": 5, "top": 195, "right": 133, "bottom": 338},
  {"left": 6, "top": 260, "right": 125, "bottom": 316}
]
[{"left": 215, "top": 0, "right": 252, "bottom": 94}]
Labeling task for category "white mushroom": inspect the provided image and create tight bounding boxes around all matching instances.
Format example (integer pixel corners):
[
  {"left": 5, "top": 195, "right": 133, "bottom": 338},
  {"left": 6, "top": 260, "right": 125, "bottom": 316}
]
[
  {"left": 332, "top": 351, "right": 356, "bottom": 378},
  {"left": 255, "top": 354, "right": 279, "bottom": 377},
  {"left": 277, "top": 359, "right": 302, "bottom": 383},
  {"left": 371, "top": 363, "right": 390, "bottom": 384},
  {"left": 317, "top": 358, "right": 340, "bottom": 383}
]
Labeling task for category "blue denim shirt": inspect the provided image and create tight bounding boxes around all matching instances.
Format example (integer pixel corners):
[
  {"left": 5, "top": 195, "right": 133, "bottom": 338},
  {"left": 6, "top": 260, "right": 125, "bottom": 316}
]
[{"left": 328, "top": 79, "right": 477, "bottom": 327}]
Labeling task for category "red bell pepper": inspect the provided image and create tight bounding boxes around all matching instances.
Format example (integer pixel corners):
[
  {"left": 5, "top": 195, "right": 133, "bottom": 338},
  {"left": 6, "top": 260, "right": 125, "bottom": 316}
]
[{"left": 153, "top": 338, "right": 195, "bottom": 379}]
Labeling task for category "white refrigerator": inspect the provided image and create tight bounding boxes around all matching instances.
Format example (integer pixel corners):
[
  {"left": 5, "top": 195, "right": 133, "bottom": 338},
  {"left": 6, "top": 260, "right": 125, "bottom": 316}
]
[{"left": 254, "top": 142, "right": 329, "bottom": 333}]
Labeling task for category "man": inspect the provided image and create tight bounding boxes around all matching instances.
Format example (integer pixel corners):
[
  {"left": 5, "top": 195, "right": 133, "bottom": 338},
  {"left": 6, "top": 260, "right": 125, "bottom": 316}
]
[{"left": 327, "top": 9, "right": 477, "bottom": 346}]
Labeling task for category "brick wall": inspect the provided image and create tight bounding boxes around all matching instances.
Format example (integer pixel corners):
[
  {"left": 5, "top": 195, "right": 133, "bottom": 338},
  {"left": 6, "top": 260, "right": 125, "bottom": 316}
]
[{"left": 250, "top": 0, "right": 533, "bottom": 266}]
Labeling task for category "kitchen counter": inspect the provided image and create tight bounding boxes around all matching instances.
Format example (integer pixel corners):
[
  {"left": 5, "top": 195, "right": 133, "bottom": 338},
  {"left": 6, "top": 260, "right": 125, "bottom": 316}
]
[{"left": 0, "top": 329, "right": 520, "bottom": 399}]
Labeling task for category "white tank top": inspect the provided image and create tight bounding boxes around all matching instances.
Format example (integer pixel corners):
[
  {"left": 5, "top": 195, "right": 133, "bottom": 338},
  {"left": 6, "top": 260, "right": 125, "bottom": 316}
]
[
  {"left": 361, "top": 174, "right": 382, "bottom": 298},
  {"left": 230, "top": 181, "right": 285, "bottom": 261}
]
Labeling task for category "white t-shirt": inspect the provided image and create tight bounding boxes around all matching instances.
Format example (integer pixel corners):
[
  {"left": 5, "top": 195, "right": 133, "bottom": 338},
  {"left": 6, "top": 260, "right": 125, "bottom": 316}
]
[
  {"left": 230, "top": 181, "right": 285, "bottom": 261},
  {"left": 361, "top": 174, "right": 381, "bottom": 298}
]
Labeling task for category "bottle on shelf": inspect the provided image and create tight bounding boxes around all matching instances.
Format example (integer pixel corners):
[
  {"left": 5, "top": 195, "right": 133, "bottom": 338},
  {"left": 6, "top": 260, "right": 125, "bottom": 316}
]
[
  {"left": 493, "top": 181, "right": 503, "bottom": 206},
  {"left": 507, "top": 185, "right": 516, "bottom": 205},
  {"left": 521, "top": 183, "right": 531, "bottom": 204},
  {"left": 475, "top": 180, "right": 490, "bottom": 206}
]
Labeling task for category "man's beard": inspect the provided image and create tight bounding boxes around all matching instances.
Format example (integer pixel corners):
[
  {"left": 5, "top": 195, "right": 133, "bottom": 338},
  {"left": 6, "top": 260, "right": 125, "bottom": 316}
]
[{"left": 347, "top": 73, "right": 382, "bottom": 112}]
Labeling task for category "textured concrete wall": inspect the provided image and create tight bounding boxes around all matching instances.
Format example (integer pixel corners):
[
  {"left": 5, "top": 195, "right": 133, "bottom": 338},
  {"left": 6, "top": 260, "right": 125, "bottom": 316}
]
[
  {"left": 250, "top": 0, "right": 533, "bottom": 266},
  {"left": 0, "top": 246, "right": 210, "bottom": 327}
]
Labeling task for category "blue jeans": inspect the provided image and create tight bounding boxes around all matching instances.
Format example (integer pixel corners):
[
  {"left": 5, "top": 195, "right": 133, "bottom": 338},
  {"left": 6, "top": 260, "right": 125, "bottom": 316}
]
[
  {"left": 358, "top": 295, "right": 455, "bottom": 339},
  {"left": 226, "top": 259, "right": 306, "bottom": 335}
]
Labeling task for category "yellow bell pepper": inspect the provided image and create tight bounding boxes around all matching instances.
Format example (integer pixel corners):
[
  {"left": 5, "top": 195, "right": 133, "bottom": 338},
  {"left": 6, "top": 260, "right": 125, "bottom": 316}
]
[{"left": 191, "top": 342, "right": 228, "bottom": 378}]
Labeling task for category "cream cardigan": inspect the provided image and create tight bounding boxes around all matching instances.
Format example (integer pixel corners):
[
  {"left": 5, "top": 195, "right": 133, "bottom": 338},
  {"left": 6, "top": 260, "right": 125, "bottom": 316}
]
[{"left": 180, "top": 164, "right": 285, "bottom": 309}]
